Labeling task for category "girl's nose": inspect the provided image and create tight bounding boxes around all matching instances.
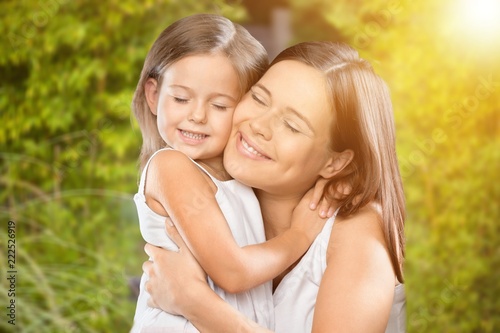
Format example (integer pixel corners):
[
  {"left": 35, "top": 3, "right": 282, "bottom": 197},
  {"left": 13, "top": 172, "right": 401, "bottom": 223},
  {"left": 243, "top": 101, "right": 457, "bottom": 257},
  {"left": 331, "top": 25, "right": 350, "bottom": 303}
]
[{"left": 188, "top": 103, "right": 207, "bottom": 124}]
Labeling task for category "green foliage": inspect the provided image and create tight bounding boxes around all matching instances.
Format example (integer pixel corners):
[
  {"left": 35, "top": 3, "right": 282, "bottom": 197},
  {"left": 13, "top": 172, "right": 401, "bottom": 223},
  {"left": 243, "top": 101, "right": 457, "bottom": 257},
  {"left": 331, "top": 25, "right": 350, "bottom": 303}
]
[
  {"left": 0, "top": 1, "right": 247, "bottom": 332},
  {"left": 1, "top": 0, "right": 499, "bottom": 332}
]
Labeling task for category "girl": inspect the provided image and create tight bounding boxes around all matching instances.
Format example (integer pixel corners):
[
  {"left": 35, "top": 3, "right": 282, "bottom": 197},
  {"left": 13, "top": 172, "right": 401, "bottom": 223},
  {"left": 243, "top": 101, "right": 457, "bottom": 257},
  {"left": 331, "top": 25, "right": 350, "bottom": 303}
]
[
  {"left": 143, "top": 41, "right": 407, "bottom": 333},
  {"left": 131, "top": 14, "right": 331, "bottom": 332}
]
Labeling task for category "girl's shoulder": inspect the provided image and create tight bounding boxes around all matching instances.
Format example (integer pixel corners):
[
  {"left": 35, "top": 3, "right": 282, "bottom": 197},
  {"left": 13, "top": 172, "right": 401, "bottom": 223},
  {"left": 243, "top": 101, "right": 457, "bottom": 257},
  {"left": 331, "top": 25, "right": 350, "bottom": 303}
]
[{"left": 147, "top": 149, "right": 217, "bottom": 194}]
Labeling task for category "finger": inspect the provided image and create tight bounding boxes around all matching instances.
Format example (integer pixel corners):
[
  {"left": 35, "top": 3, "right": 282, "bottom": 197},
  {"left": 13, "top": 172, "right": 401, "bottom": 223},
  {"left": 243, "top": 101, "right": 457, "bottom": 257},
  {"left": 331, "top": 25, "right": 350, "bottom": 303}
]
[
  {"left": 165, "top": 216, "right": 174, "bottom": 227},
  {"left": 332, "top": 183, "right": 342, "bottom": 200},
  {"left": 144, "top": 279, "right": 152, "bottom": 294},
  {"left": 318, "top": 197, "right": 329, "bottom": 218},
  {"left": 147, "top": 296, "right": 158, "bottom": 309},
  {"left": 144, "top": 243, "right": 158, "bottom": 259},
  {"left": 353, "top": 193, "right": 362, "bottom": 206},
  {"left": 309, "top": 179, "right": 325, "bottom": 210},
  {"left": 165, "top": 221, "right": 185, "bottom": 251},
  {"left": 144, "top": 281, "right": 159, "bottom": 309},
  {"left": 327, "top": 206, "right": 336, "bottom": 218},
  {"left": 142, "top": 260, "right": 153, "bottom": 276}
]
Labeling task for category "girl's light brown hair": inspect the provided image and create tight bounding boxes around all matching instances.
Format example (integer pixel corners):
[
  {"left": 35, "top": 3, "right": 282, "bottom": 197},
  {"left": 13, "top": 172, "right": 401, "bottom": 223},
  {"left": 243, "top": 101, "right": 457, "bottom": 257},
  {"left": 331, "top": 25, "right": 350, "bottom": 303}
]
[
  {"left": 272, "top": 42, "right": 406, "bottom": 282},
  {"left": 133, "top": 14, "right": 268, "bottom": 171}
]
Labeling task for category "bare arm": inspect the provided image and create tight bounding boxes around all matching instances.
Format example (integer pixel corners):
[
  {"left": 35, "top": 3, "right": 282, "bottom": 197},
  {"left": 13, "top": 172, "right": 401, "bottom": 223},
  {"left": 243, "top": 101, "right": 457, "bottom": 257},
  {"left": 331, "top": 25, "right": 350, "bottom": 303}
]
[
  {"left": 144, "top": 207, "right": 396, "bottom": 332},
  {"left": 145, "top": 150, "right": 326, "bottom": 293},
  {"left": 143, "top": 227, "right": 271, "bottom": 333},
  {"left": 311, "top": 205, "right": 396, "bottom": 332}
]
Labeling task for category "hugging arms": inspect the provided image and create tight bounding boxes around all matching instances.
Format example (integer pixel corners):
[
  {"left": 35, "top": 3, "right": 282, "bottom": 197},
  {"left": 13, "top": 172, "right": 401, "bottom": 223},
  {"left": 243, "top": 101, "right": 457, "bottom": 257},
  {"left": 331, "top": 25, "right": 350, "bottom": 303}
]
[{"left": 141, "top": 41, "right": 406, "bottom": 333}]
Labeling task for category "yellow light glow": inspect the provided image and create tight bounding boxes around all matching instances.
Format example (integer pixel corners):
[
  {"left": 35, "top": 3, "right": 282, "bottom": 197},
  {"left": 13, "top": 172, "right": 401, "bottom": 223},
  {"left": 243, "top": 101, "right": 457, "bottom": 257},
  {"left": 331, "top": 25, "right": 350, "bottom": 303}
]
[
  {"left": 443, "top": 0, "right": 500, "bottom": 52},
  {"left": 458, "top": 0, "right": 500, "bottom": 35},
  {"left": 462, "top": 0, "right": 500, "bottom": 32}
]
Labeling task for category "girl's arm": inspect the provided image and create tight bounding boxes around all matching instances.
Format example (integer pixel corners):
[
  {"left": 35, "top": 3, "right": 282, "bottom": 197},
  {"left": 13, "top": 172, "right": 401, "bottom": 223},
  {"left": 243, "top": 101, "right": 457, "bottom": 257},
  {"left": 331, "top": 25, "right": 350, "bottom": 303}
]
[
  {"left": 144, "top": 205, "right": 398, "bottom": 333},
  {"left": 145, "top": 149, "right": 326, "bottom": 293},
  {"left": 143, "top": 232, "right": 270, "bottom": 333},
  {"left": 311, "top": 204, "right": 396, "bottom": 332}
]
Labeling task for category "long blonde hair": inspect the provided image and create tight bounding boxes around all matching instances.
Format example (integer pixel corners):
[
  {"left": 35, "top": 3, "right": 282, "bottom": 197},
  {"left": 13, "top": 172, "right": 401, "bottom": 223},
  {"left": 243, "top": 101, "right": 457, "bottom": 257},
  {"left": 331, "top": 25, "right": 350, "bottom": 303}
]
[
  {"left": 133, "top": 14, "right": 268, "bottom": 171},
  {"left": 272, "top": 42, "right": 406, "bottom": 282}
]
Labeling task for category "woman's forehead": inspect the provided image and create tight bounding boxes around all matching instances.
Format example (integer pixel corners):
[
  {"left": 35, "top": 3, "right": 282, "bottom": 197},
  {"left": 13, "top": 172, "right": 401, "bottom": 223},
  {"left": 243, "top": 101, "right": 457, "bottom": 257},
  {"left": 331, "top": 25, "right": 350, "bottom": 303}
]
[
  {"left": 261, "top": 60, "right": 327, "bottom": 95},
  {"left": 258, "top": 60, "right": 333, "bottom": 134}
]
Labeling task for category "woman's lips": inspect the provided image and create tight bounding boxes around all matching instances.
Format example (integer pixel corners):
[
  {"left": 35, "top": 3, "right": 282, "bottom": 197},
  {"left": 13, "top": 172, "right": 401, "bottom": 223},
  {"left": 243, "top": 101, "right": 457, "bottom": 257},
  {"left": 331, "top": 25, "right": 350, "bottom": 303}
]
[{"left": 237, "top": 132, "right": 271, "bottom": 160}]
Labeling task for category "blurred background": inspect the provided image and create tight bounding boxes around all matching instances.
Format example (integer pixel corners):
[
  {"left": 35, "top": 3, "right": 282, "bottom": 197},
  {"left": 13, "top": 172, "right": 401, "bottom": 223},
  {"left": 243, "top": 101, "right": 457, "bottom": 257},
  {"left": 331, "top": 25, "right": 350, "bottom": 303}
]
[{"left": 0, "top": 0, "right": 499, "bottom": 332}]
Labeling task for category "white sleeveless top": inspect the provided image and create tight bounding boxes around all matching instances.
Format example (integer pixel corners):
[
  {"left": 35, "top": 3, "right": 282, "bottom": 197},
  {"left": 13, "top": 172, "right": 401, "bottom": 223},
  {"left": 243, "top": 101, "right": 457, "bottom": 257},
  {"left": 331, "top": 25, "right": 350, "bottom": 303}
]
[
  {"left": 273, "top": 212, "right": 406, "bottom": 333},
  {"left": 131, "top": 148, "right": 274, "bottom": 332}
]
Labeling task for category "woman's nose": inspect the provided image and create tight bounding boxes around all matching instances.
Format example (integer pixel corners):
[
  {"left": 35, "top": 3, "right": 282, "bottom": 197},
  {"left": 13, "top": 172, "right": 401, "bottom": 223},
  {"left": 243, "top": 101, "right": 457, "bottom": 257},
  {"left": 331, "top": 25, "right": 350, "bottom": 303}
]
[
  {"left": 188, "top": 103, "right": 207, "bottom": 124},
  {"left": 249, "top": 112, "right": 273, "bottom": 140}
]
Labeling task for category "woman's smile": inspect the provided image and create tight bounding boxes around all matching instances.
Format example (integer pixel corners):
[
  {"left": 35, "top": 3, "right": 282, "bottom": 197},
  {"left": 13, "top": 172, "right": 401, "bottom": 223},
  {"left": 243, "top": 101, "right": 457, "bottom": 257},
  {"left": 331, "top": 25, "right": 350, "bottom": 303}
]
[{"left": 237, "top": 132, "right": 272, "bottom": 160}]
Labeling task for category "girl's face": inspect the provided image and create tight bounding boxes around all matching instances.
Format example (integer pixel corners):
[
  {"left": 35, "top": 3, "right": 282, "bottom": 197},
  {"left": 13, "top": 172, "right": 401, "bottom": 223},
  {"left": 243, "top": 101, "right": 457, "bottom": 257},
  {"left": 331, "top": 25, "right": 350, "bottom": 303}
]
[
  {"left": 147, "top": 53, "right": 240, "bottom": 160},
  {"left": 223, "top": 60, "right": 336, "bottom": 197}
]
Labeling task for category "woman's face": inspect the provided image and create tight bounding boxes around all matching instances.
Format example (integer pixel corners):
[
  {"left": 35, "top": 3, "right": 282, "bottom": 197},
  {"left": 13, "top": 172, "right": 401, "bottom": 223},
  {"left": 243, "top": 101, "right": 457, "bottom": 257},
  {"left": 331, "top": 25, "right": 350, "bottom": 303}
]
[{"left": 223, "top": 60, "right": 335, "bottom": 197}]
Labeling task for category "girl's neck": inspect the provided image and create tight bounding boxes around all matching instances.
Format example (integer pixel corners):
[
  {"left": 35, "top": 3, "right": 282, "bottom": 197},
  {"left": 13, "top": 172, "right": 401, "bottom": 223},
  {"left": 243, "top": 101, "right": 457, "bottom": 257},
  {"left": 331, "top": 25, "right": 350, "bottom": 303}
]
[
  {"left": 197, "top": 156, "right": 232, "bottom": 181},
  {"left": 254, "top": 189, "right": 303, "bottom": 240}
]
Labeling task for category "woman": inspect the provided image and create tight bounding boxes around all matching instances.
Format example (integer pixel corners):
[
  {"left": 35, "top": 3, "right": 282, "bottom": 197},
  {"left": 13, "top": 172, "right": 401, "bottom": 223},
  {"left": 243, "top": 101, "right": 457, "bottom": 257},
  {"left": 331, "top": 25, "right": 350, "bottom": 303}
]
[{"left": 143, "top": 41, "right": 406, "bottom": 332}]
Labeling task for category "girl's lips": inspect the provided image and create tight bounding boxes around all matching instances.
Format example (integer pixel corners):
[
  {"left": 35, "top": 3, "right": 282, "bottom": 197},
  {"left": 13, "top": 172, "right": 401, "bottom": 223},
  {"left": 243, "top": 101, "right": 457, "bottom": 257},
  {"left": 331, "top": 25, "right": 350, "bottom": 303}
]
[
  {"left": 236, "top": 132, "right": 272, "bottom": 160},
  {"left": 178, "top": 129, "right": 208, "bottom": 144}
]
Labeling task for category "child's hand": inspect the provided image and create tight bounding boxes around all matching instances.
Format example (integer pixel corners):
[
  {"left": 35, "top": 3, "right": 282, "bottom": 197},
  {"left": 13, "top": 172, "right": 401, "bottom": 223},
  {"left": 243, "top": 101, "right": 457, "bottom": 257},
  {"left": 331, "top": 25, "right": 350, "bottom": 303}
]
[
  {"left": 290, "top": 188, "right": 329, "bottom": 243},
  {"left": 308, "top": 178, "right": 351, "bottom": 218}
]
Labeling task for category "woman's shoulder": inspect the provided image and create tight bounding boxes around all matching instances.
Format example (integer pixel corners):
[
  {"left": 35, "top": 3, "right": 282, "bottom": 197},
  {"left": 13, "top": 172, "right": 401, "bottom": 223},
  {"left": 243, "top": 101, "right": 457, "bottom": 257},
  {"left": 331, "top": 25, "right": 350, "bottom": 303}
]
[
  {"left": 327, "top": 203, "right": 392, "bottom": 271},
  {"left": 331, "top": 203, "right": 384, "bottom": 240}
]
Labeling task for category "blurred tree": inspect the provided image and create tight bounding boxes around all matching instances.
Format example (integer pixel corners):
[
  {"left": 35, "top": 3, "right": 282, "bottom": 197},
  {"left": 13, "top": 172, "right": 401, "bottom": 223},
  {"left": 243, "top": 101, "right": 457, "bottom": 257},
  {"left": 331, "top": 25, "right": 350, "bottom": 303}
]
[
  {"left": 1, "top": 0, "right": 499, "bottom": 332},
  {"left": 0, "top": 1, "right": 247, "bottom": 332},
  {"left": 288, "top": 0, "right": 500, "bottom": 331}
]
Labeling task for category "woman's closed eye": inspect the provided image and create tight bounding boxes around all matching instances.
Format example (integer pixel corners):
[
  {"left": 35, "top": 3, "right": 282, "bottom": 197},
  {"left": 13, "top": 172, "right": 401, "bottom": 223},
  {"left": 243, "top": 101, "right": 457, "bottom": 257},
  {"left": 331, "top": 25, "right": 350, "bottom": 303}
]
[
  {"left": 283, "top": 120, "right": 300, "bottom": 133},
  {"left": 251, "top": 92, "right": 267, "bottom": 107}
]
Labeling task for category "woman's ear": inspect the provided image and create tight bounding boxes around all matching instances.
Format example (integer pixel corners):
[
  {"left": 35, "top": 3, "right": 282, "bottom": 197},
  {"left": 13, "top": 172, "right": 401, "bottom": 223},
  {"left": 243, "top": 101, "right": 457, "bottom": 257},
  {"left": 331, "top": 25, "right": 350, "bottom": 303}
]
[
  {"left": 145, "top": 78, "right": 159, "bottom": 115},
  {"left": 319, "top": 149, "right": 354, "bottom": 179}
]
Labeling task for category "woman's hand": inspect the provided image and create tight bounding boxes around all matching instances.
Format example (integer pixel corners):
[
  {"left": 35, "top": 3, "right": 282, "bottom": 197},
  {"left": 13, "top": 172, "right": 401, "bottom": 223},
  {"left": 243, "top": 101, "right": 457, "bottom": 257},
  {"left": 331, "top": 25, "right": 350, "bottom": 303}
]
[
  {"left": 142, "top": 218, "right": 207, "bottom": 316},
  {"left": 143, "top": 219, "right": 273, "bottom": 333}
]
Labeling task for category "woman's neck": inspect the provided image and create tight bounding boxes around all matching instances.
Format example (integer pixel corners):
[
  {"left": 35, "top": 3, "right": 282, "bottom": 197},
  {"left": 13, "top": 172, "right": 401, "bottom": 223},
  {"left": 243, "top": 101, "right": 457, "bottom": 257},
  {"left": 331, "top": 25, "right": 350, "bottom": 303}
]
[{"left": 254, "top": 189, "right": 303, "bottom": 240}]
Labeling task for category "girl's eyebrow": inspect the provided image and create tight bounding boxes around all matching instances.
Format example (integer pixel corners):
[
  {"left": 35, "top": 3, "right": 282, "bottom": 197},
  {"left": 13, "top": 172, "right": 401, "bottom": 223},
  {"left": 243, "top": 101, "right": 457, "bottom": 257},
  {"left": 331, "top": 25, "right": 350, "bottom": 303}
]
[
  {"left": 169, "top": 84, "right": 237, "bottom": 102},
  {"left": 254, "top": 84, "right": 315, "bottom": 134}
]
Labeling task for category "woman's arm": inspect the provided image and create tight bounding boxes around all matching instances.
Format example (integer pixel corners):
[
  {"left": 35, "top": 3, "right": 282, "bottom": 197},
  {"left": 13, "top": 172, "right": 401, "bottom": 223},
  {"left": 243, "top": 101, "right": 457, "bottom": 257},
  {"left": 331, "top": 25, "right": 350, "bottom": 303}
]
[
  {"left": 311, "top": 204, "right": 396, "bottom": 332},
  {"left": 146, "top": 150, "right": 327, "bottom": 293},
  {"left": 144, "top": 208, "right": 397, "bottom": 333},
  {"left": 143, "top": 227, "right": 271, "bottom": 333}
]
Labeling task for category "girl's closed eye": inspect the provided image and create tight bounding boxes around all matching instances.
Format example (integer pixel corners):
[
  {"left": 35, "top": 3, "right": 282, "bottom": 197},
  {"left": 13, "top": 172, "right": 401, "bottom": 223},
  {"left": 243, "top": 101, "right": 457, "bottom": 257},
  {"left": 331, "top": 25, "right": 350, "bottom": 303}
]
[
  {"left": 212, "top": 103, "right": 229, "bottom": 111},
  {"left": 173, "top": 96, "right": 189, "bottom": 104}
]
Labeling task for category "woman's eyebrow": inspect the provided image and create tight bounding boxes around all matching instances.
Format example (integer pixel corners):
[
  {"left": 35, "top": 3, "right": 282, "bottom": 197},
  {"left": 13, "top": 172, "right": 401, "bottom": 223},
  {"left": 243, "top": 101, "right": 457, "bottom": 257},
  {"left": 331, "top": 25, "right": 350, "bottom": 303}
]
[
  {"left": 286, "top": 107, "right": 315, "bottom": 134},
  {"left": 254, "top": 83, "right": 271, "bottom": 96},
  {"left": 254, "top": 83, "right": 315, "bottom": 134}
]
